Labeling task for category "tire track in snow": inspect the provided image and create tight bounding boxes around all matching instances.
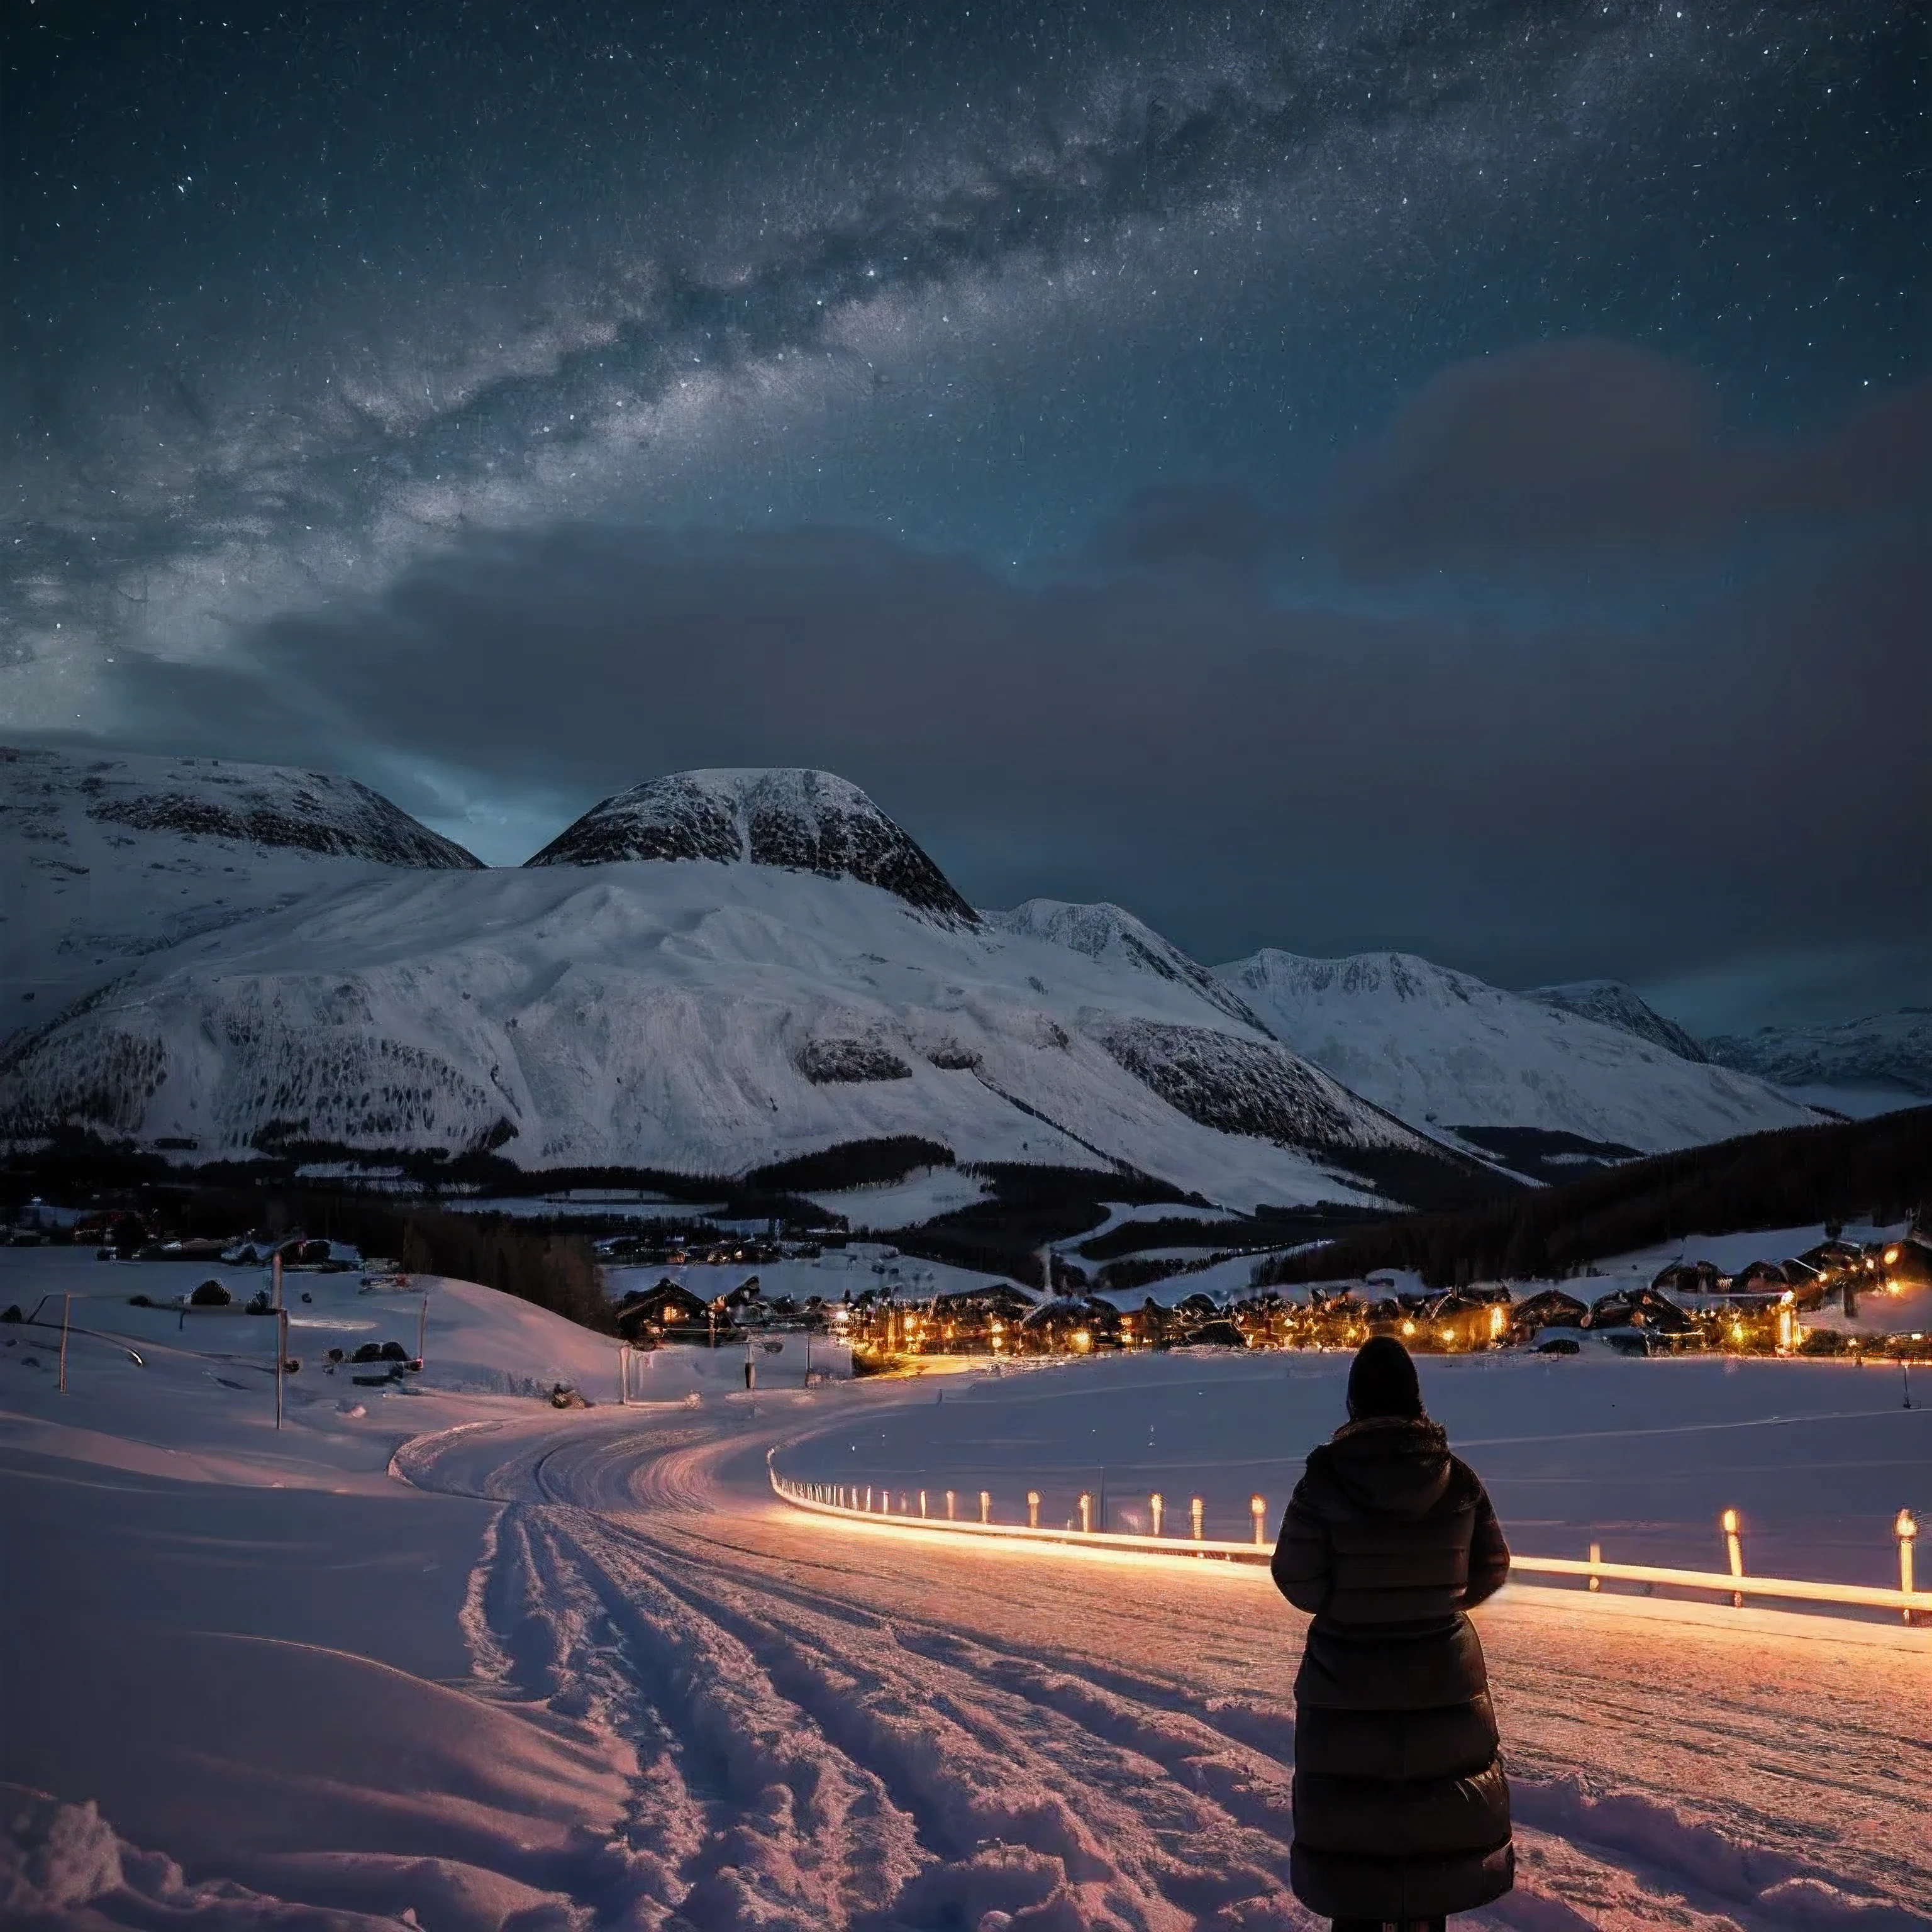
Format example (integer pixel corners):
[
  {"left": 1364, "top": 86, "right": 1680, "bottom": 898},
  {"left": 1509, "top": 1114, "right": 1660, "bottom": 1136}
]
[{"left": 401, "top": 1407, "right": 1931, "bottom": 1931}]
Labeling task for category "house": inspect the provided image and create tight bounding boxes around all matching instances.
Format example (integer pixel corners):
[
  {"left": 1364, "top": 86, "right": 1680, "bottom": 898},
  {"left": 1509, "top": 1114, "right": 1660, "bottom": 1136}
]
[
  {"left": 1651, "top": 1260, "right": 1723, "bottom": 1297},
  {"left": 614, "top": 1279, "right": 715, "bottom": 1341},
  {"left": 1724, "top": 1261, "right": 1792, "bottom": 1297},
  {"left": 1507, "top": 1289, "right": 1589, "bottom": 1341},
  {"left": 1583, "top": 1285, "right": 1696, "bottom": 1336}
]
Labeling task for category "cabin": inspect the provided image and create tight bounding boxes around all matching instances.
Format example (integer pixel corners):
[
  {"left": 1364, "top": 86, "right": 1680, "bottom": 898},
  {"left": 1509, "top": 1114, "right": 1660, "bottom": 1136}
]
[
  {"left": 1651, "top": 1260, "right": 1723, "bottom": 1297},
  {"left": 1507, "top": 1289, "right": 1590, "bottom": 1341},
  {"left": 1021, "top": 1294, "right": 1122, "bottom": 1350},
  {"left": 1724, "top": 1261, "right": 1792, "bottom": 1297},
  {"left": 614, "top": 1279, "right": 714, "bottom": 1341},
  {"left": 1583, "top": 1286, "right": 1696, "bottom": 1336}
]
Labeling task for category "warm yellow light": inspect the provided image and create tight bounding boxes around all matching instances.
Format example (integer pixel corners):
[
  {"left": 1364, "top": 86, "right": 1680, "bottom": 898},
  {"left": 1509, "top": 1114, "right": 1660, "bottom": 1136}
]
[
  {"left": 1072, "top": 1328, "right": 1092, "bottom": 1350},
  {"left": 1884, "top": 1246, "right": 1902, "bottom": 1266},
  {"left": 1721, "top": 1508, "right": 1739, "bottom": 1535},
  {"left": 1401, "top": 1319, "right": 1416, "bottom": 1336},
  {"left": 1898, "top": 1509, "right": 1918, "bottom": 1541}
]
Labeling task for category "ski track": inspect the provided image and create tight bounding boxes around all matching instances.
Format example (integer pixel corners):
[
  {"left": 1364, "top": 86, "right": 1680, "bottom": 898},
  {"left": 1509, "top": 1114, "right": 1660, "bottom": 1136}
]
[{"left": 376, "top": 1406, "right": 1932, "bottom": 1931}]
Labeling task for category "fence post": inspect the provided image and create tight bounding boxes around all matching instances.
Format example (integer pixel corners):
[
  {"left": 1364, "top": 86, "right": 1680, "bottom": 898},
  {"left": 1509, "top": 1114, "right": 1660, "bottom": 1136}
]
[
  {"left": 275, "top": 1307, "right": 288, "bottom": 1431},
  {"left": 1150, "top": 1492, "right": 1164, "bottom": 1537},
  {"left": 919, "top": 1490, "right": 928, "bottom": 1518},
  {"left": 1721, "top": 1509, "right": 1744, "bottom": 1607},
  {"left": 979, "top": 1489, "right": 991, "bottom": 1524},
  {"left": 1191, "top": 1496, "right": 1204, "bottom": 1543},
  {"left": 1027, "top": 1490, "right": 1040, "bottom": 1529},
  {"left": 1588, "top": 1541, "right": 1602, "bottom": 1593},
  {"left": 1250, "top": 1494, "right": 1267, "bottom": 1548},
  {"left": 1079, "top": 1492, "right": 1092, "bottom": 1533},
  {"left": 1898, "top": 1511, "right": 1918, "bottom": 1624},
  {"left": 945, "top": 1489, "right": 957, "bottom": 1520}
]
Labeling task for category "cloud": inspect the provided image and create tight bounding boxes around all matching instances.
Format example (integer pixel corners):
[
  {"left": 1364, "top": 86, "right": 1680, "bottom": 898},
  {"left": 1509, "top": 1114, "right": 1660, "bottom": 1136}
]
[
  {"left": 87, "top": 440, "right": 1931, "bottom": 1016},
  {"left": 1333, "top": 341, "right": 1932, "bottom": 574}
]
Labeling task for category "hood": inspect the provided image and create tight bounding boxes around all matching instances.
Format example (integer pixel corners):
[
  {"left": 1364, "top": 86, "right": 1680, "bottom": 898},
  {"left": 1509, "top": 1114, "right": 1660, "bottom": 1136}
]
[{"left": 1324, "top": 1414, "right": 1453, "bottom": 1519}]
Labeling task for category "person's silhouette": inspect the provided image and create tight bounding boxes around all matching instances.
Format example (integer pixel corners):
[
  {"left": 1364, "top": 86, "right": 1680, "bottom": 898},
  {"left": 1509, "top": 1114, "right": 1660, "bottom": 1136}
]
[{"left": 1272, "top": 1336, "right": 1513, "bottom": 1931}]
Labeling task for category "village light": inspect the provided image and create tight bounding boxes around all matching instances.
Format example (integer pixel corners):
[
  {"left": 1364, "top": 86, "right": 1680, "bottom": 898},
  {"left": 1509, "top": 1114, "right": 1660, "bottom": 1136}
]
[
  {"left": 1150, "top": 1492, "right": 1165, "bottom": 1536},
  {"left": 1488, "top": 1304, "right": 1506, "bottom": 1341},
  {"left": 1401, "top": 1319, "right": 1416, "bottom": 1336},
  {"left": 1721, "top": 1508, "right": 1745, "bottom": 1606},
  {"left": 1897, "top": 1510, "right": 1918, "bottom": 1622},
  {"left": 1073, "top": 1328, "right": 1092, "bottom": 1351},
  {"left": 1884, "top": 1246, "right": 1902, "bottom": 1267}
]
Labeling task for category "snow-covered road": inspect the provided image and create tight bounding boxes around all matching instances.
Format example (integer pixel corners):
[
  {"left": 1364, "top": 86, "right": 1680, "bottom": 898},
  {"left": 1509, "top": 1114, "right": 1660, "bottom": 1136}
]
[{"left": 391, "top": 1396, "right": 1932, "bottom": 1931}]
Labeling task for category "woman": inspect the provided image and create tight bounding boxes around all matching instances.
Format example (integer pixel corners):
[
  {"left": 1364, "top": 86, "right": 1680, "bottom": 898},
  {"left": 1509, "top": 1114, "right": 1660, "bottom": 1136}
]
[{"left": 1272, "top": 1336, "right": 1513, "bottom": 1932}]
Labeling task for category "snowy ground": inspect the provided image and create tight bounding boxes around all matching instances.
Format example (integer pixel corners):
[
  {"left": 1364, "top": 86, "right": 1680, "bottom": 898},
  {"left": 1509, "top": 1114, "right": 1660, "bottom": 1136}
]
[
  {"left": 3, "top": 1245, "right": 1928, "bottom": 1929},
  {"left": 774, "top": 1351, "right": 1932, "bottom": 1589}
]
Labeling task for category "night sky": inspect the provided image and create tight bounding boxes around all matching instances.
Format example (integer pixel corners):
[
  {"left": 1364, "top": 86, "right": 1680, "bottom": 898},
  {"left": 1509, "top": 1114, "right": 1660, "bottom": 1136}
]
[{"left": 5, "top": 1, "right": 1927, "bottom": 1029}]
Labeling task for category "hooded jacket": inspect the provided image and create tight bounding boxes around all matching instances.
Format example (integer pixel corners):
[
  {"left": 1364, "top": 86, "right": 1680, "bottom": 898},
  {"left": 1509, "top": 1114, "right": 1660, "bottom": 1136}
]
[{"left": 1272, "top": 1414, "right": 1513, "bottom": 1921}]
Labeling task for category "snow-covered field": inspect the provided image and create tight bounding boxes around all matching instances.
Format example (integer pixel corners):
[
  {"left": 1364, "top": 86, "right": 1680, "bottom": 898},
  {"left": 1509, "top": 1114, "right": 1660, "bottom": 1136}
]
[
  {"left": 774, "top": 1350, "right": 1931, "bottom": 1589},
  {"left": 3, "top": 1244, "right": 1928, "bottom": 1929}
]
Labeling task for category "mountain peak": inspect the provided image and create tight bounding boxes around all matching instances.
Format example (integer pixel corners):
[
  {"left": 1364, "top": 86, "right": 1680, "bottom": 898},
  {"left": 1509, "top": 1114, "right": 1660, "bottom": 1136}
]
[
  {"left": 985, "top": 898, "right": 1272, "bottom": 1033},
  {"left": 525, "top": 767, "right": 977, "bottom": 923},
  {"left": 1526, "top": 979, "right": 1709, "bottom": 1064}
]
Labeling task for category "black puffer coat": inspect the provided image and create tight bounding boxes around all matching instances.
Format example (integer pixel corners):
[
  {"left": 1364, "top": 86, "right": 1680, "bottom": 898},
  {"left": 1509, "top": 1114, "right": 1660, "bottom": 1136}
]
[{"left": 1272, "top": 1414, "right": 1513, "bottom": 1921}]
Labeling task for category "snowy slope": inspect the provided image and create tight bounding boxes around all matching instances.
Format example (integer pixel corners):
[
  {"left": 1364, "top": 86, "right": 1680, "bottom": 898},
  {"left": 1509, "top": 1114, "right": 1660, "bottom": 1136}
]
[
  {"left": 984, "top": 899, "right": 1270, "bottom": 1031},
  {"left": 1, "top": 745, "right": 480, "bottom": 1042},
  {"left": 1526, "top": 977, "right": 1711, "bottom": 1063},
  {"left": 0, "top": 822, "right": 1460, "bottom": 1211},
  {"left": 1707, "top": 1010, "right": 1932, "bottom": 1102},
  {"left": 529, "top": 767, "right": 977, "bottom": 924},
  {"left": 1216, "top": 948, "right": 1823, "bottom": 1159}
]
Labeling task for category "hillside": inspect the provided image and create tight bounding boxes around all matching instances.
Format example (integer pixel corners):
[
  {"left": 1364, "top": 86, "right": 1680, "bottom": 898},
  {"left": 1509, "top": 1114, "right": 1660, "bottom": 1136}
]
[
  {"left": 0, "top": 775, "right": 1482, "bottom": 1213},
  {"left": 1216, "top": 947, "right": 1821, "bottom": 1170},
  {"left": 1255, "top": 1104, "right": 1932, "bottom": 1289},
  {"left": 1, "top": 745, "right": 480, "bottom": 1042},
  {"left": 1707, "top": 1009, "right": 1932, "bottom": 1104},
  {"left": 1525, "top": 979, "right": 1711, "bottom": 1063}
]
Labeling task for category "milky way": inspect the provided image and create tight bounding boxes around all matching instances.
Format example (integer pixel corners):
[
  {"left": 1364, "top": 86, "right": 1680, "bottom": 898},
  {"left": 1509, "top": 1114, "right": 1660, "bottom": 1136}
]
[{"left": 4, "top": 2, "right": 1926, "bottom": 1022}]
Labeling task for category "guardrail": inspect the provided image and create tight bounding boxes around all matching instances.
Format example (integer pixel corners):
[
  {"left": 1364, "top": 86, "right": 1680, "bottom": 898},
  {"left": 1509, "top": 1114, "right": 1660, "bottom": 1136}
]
[{"left": 766, "top": 1463, "right": 1929, "bottom": 1626}]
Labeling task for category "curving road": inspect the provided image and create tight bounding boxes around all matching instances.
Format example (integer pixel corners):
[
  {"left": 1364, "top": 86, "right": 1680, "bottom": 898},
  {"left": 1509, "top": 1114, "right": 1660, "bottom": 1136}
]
[{"left": 397, "top": 1393, "right": 1932, "bottom": 1932}]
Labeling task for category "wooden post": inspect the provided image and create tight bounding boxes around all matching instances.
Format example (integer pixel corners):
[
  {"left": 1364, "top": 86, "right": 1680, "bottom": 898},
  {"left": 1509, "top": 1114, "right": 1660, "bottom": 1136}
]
[
  {"left": 1078, "top": 1491, "right": 1092, "bottom": 1533},
  {"left": 1250, "top": 1494, "right": 1267, "bottom": 1547},
  {"left": 58, "top": 1292, "right": 70, "bottom": 1394},
  {"left": 1588, "top": 1541, "right": 1602, "bottom": 1592},
  {"left": 1722, "top": 1509, "right": 1743, "bottom": 1606},
  {"left": 919, "top": 1490, "right": 928, "bottom": 1518},
  {"left": 272, "top": 1250, "right": 283, "bottom": 1311},
  {"left": 1898, "top": 1511, "right": 1918, "bottom": 1624},
  {"left": 275, "top": 1308, "right": 288, "bottom": 1431},
  {"left": 1027, "top": 1489, "right": 1040, "bottom": 1529},
  {"left": 979, "top": 1489, "right": 991, "bottom": 1524}
]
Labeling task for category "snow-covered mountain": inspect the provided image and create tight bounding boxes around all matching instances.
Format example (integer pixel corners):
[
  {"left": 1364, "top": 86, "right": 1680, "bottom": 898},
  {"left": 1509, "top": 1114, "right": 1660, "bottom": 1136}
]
[
  {"left": 528, "top": 767, "right": 977, "bottom": 923},
  {"left": 984, "top": 899, "right": 1270, "bottom": 1033},
  {"left": 1, "top": 769, "right": 1473, "bottom": 1212},
  {"left": 1214, "top": 948, "right": 1823, "bottom": 1167},
  {"left": 1706, "top": 1011, "right": 1932, "bottom": 1103},
  {"left": 1525, "top": 979, "right": 1710, "bottom": 1064},
  {"left": 1, "top": 746, "right": 479, "bottom": 1041}
]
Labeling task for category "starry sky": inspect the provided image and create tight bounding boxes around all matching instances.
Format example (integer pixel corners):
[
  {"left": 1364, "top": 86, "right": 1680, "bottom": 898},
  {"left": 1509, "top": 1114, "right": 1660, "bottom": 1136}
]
[{"left": 4, "top": 1, "right": 1928, "bottom": 1029}]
